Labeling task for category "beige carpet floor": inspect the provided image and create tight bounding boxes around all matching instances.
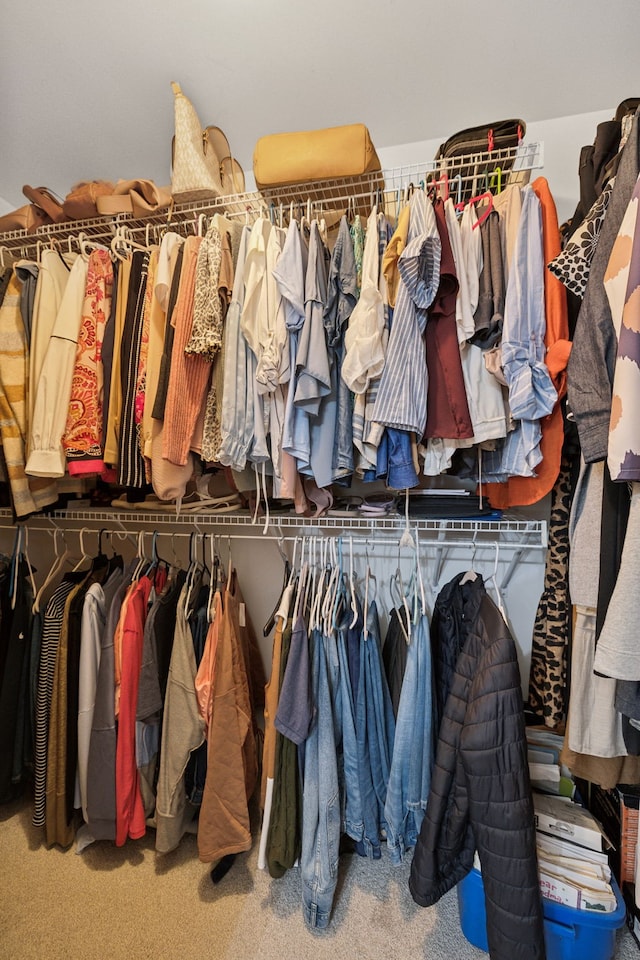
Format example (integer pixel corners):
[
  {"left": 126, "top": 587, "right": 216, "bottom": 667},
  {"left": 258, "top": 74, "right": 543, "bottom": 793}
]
[{"left": 0, "top": 793, "right": 637, "bottom": 960}]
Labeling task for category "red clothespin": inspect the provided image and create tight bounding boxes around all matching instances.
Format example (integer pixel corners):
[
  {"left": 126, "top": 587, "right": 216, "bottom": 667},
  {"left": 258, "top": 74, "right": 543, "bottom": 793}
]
[{"left": 487, "top": 128, "right": 495, "bottom": 152}]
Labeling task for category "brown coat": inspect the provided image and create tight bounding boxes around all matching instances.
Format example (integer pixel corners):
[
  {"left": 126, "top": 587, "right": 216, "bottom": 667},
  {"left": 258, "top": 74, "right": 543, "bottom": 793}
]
[{"left": 197, "top": 574, "right": 262, "bottom": 862}]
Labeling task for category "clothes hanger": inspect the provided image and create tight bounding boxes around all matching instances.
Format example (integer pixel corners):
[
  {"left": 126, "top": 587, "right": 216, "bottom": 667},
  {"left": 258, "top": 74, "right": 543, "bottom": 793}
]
[
  {"left": 308, "top": 537, "right": 322, "bottom": 632},
  {"left": 131, "top": 531, "right": 148, "bottom": 581},
  {"left": 33, "top": 526, "right": 71, "bottom": 614},
  {"left": 488, "top": 166, "right": 503, "bottom": 195},
  {"left": 486, "top": 542, "right": 508, "bottom": 623},
  {"left": 184, "top": 531, "right": 204, "bottom": 619},
  {"left": 72, "top": 527, "right": 93, "bottom": 573},
  {"left": 207, "top": 534, "right": 218, "bottom": 623},
  {"left": 331, "top": 538, "right": 347, "bottom": 633},
  {"left": 262, "top": 537, "right": 292, "bottom": 637},
  {"left": 460, "top": 537, "right": 479, "bottom": 584},
  {"left": 467, "top": 191, "right": 494, "bottom": 230},
  {"left": 302, "top": 536, "right": 317, "bottom": 623},
  {"left": 322, "top": 538, "right": 339, "bottom": 636},
  {"left": 292, "top": 536, "right": 308, "bottom": 625},
  {"left": 414, "top": 531, "right": 427, "bottom": 621},
  {"left": 348, "top": 536, "right": 359, "bottom": 629},
  {"left": 314, "top": 538, "right": 332, "bottom": 633},
  {"left": 13, "top": 526, "right": 38, "bottom": 611},
  {"left": 77, "top": 231, "right": 110, "bottom": 261},
  {"left": 363, "top": 541, "right": 377, "bottom": 641}
]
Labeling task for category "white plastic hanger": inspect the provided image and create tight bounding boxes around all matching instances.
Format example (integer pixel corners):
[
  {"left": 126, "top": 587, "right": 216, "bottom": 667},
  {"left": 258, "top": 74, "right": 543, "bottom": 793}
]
[
  {"left": 348, "top": 536, "right": 359, "bottom": 629},
  {"left": 72, "top": 527, "right": 93, "bottom": 573},
  {"left": 292, "top": 537, "right": 309, "bottom": 624},
  {"left": 363, "top": 541, "right": 377, "bottom": 642},
  {"left": 33, "top": 527, "right": 71, "bottom": 614},
  {"left": 309, "top": 537, "right": 325, "bottom": 632},
  {"left": 460, "top": 536, "right": 479, "bottom": 585},
  {"left": 390, "top": 543, "right": 411, "bottom": 645},
  {"left": 414, "top": 531, "right": 427, "bottom": 620},
  {"left": 486, "top": 542, "right": 508, "bottom": 623}
]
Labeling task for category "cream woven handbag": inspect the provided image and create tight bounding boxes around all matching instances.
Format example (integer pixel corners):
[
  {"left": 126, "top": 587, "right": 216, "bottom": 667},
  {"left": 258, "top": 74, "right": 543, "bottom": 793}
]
[{"left": 171, "top": 81, "right": 243, "bottom": 203}]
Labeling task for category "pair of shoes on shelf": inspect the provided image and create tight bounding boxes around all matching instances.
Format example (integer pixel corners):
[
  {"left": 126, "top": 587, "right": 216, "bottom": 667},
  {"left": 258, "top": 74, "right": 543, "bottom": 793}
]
[
  {"left": 22, "top": 183, "right": 116, "bottom": 225},
  {"left": 96, "top": 179, "right": 172, "bottom": 218},
  {"left": 22, "top": 180, "right": 172, "bottom": 225},
  {"left": 0, "top": 201, "right": 53, "bottom": 235}
]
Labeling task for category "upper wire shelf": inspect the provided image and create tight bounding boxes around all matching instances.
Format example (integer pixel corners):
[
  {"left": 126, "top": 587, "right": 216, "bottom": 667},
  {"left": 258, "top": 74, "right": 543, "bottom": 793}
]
[{"left": 0, "top": 141, "right": 544, "bottom": 257}]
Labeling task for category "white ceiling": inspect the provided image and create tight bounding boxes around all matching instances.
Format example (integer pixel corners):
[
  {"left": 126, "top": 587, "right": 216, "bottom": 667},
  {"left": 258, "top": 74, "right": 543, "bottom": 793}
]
[{"left": 2, "top": 0, "right": 639, "bottom": 210}]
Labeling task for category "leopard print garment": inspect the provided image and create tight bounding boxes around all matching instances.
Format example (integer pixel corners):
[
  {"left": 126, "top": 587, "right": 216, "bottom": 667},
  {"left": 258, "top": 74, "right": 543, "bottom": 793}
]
[{"left": 528, "top": 457, "right": 573, "bottom": 728}]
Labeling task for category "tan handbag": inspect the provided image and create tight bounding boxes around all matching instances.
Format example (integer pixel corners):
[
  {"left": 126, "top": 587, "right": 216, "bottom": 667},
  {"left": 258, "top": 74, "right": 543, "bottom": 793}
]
[
  {"left": 253, "top": 123, "right": 381, "bottom": 190},
  {"left": 170, "top": 81, "right": 244, "bottom": 203}
]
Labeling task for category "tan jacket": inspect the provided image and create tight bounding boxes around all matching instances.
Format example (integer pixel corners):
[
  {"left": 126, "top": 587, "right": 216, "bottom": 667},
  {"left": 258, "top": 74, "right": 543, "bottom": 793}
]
[{"left": 197, "top": 575, "right": 261, "bottom": 862}]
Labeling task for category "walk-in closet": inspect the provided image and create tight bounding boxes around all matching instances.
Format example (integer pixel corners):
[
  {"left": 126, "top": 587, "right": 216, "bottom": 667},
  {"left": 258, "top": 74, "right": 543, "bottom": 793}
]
[{"left": 1, "top": 4, "right": 640, "bottom": 959}]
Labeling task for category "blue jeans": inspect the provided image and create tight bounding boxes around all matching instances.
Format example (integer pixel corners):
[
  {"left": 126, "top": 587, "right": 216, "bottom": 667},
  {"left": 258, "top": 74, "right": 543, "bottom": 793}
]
[
  {"left": 384, "top": 613, "right": 433, "bottom": 863},
  {"left": 355, "top": 601, "right": 395, "bottom": 858},
  {"left": 387, "top": 428, "right": 419, "bottom": 489},
  {"left": 332, "top": 342, "right": 354, "bottom": 479},
  {"left": 337, "top": 615, "right": 364, "bottom": 844},
  {"left": 301, "top": 629, "right": 341, "bottom": 929}
]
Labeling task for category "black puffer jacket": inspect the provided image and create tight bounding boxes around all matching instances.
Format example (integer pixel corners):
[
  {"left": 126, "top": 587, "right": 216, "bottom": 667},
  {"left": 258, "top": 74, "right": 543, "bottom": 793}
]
[{"left": 409, "top": 574, "right": 545, "bottom": 960}]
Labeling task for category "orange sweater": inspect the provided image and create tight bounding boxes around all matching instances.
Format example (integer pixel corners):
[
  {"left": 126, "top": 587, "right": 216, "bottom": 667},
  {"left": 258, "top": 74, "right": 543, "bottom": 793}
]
[{"left": 162, "top": 236, "right": 212, "bottom": 465}]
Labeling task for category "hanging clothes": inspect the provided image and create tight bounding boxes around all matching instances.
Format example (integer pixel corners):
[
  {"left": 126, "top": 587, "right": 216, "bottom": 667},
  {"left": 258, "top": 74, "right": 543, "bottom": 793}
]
[
  {"left": 0, "top": 556, "right": 33, "bottom": 803},
  {"left": 324, "top": 216, "right": 358, "bottom": 481},
  {"left": 409, "top": 574, "right": 545, "bottom": 960},
  {"left": 26, "top": 254, "right": 89, "bottom": 479},
  {"left": 27, "top": 249, "right": 76, "bottom": 435},
  {"left": 155, "top": 577, "right": 205, "bottom": 854},
  {"left": 424, "top": 198, "right": 473, "bottom": 441},
  {"left": 568, "top": 108, "right": 640, "bottom": 464},
  {"left": 197, "top": 573, "right": 261, "bottom": 863},
  {"left": 76, "top": 567, "right": 123, "bottom": 821},
  {"left": 117, "top": 250, "right": 150, "bottom": 486},
  {"left": 62, "top": 248, "right": 114, "bottom": 476},
  {"left": 265, "top": 613, "right": 300, "bottom": 877},
  {"left": 372, "top": 189, "right": 441, "bottom": 438},
  {"left": 484, "top": 177, "right": 571, "bottom": 507},
  {"left": 0, "top": 271, "right": 59, "bottom": 514},
  {"left": 482, "top": 186, "right": 557, "bottom": 482},
  {"left": 527, "top": 457, "right": 572, "bottom": 728},
  {"left": 300, "top": 626, "right": 340, "bottom": 929},
  {"left": 384, "top": 611, "right": 433, "bottom": 863},
  {"left": 217, "top": 226, "right": 255, "bottom": 472},
  {"left": 162, "top": 235, "right": 211, "bottom": 467}
]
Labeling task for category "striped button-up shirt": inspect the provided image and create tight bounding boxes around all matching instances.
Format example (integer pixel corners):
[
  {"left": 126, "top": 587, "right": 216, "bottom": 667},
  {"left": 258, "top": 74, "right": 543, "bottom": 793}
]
[{"left": 371, "top": 190, "right": 441, "bottom": 436}]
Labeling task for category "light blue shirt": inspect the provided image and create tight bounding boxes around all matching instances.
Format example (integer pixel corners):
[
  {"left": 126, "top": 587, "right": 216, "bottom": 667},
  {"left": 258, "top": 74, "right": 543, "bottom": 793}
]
[{"left": 483, "top": 186, "right": 557, "bottom": 480}]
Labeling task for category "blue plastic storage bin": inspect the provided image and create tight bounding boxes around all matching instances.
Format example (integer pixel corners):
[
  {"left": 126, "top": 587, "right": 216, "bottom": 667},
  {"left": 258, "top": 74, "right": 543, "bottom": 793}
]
[{"left": 457, "top": 867, "right": 626, "bottom": 960}]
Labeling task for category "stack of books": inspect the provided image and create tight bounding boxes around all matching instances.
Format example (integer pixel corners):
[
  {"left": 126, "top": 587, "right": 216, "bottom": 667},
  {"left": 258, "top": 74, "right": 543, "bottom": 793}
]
[{"left": 526, "top": 727, "right": 575, "bottom": 798}]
